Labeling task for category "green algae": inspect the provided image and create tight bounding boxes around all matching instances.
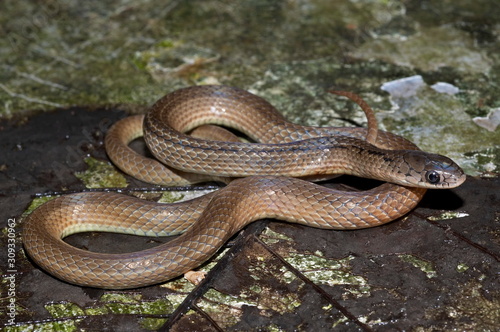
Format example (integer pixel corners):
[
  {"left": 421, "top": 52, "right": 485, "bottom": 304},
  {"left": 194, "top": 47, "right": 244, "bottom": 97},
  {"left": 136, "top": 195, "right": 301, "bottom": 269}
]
[
  {"left": 262, "top": 228, "right": 371, "bottom": 297},
  {"left": 196, "top": 288, "right": 250, "bottom": 327},
  {"left": 158, "top": 191, "right": 185, "bottom": 203},
  {"left": 36, "top": 294, "right": 174, "bottom": 331},
  {"left": 427, "top": 211, "right": 469, "bottom": 221},
  {"left": 42, "top": 293, "right": 174, "bottom": 318},
  {"left": 196, "top": 285, "right": 302, "bottom": 329},
  {"left": 456, "top": 263, "right": 470, "bottom": 273},
  {"left": 74, "top": 157, "right": 127, "bottom": 189},
  {"left": 45, "top": 302, "right": 85, "bottom": 318},
  {"left": 283, "top": 253, "right": 371, "bottom": 296},
  {"left": 98, "top": 294, "right": 172, "bottom": 316},
  {"left": 398, "top": 254, "right": 437, "bottom": 279},
  {"left": 260, "top": 228, "right": 294, "bottom": 245},
  {"left": 23, "top": 196, "right": 58, "bottom": 215}
]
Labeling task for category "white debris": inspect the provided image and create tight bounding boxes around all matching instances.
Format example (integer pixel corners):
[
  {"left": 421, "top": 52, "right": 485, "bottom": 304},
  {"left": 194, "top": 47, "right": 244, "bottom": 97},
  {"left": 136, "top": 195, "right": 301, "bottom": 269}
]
[
  {"left": 431, "top": 82, "right": 460, "bottom": 95},
  {"left": 380, "top": 75, "right": 425, "bottom": 98},
  {"left": 473, "top": 108, "right": 500, "bottom": 132}
]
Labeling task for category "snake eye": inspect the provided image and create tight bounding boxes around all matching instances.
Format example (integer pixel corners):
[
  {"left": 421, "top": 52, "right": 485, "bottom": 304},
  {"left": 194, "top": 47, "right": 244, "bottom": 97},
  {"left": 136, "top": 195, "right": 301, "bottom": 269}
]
[{"left": 425, "top": 170, "right": 440, "bottom": 184}]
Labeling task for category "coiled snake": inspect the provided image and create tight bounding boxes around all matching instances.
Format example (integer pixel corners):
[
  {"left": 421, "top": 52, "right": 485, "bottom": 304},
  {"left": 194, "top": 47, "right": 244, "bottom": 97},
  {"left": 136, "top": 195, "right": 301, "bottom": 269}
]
[{"left": 23, "top": 85, "right": 466, "bottom": 289}]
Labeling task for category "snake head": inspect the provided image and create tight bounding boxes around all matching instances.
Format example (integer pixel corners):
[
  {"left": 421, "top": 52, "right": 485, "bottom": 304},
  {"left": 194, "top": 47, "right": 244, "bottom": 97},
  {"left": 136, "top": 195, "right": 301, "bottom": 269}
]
[{"left": 399, "top": 151, "right": 466, "bottom": 188}]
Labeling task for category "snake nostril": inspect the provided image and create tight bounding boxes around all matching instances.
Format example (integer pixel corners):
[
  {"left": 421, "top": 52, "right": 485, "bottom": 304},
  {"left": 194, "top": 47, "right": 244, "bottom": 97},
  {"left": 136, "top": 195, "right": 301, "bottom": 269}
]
[{"left": 425, "top": 170, "right": 440, "bottom": 184}]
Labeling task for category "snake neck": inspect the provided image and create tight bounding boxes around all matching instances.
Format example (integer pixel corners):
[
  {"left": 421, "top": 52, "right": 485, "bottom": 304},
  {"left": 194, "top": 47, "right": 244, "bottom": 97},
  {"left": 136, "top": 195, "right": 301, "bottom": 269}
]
[{"left": 306, "top": 137, "right": 408, "bottom": 184}]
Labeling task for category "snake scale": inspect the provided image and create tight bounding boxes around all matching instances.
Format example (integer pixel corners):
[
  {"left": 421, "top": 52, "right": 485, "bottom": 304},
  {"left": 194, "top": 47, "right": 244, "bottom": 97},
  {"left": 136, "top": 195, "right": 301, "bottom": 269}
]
[{"left": 23, "top": 85, "right": 466, "bottom": 289}]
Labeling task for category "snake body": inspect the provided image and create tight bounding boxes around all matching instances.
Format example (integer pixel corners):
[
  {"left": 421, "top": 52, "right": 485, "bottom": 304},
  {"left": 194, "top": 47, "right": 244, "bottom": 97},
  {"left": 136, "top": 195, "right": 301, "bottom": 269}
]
[{"left": 23, "top": 85, "right": 466, "bottom": 289}]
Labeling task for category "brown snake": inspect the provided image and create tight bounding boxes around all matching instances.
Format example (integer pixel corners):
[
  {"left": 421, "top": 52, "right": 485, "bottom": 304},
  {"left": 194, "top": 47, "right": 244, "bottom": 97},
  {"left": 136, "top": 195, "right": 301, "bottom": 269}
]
[{"left": 23, "top": 85, "right": 466, "bottom": 289}]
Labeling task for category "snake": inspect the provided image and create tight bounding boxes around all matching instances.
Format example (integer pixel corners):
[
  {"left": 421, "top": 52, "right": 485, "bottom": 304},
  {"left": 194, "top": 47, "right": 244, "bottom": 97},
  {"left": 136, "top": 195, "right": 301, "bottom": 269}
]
[{"left": 22, "top": 85, "right": 466, "bottom": 289}]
